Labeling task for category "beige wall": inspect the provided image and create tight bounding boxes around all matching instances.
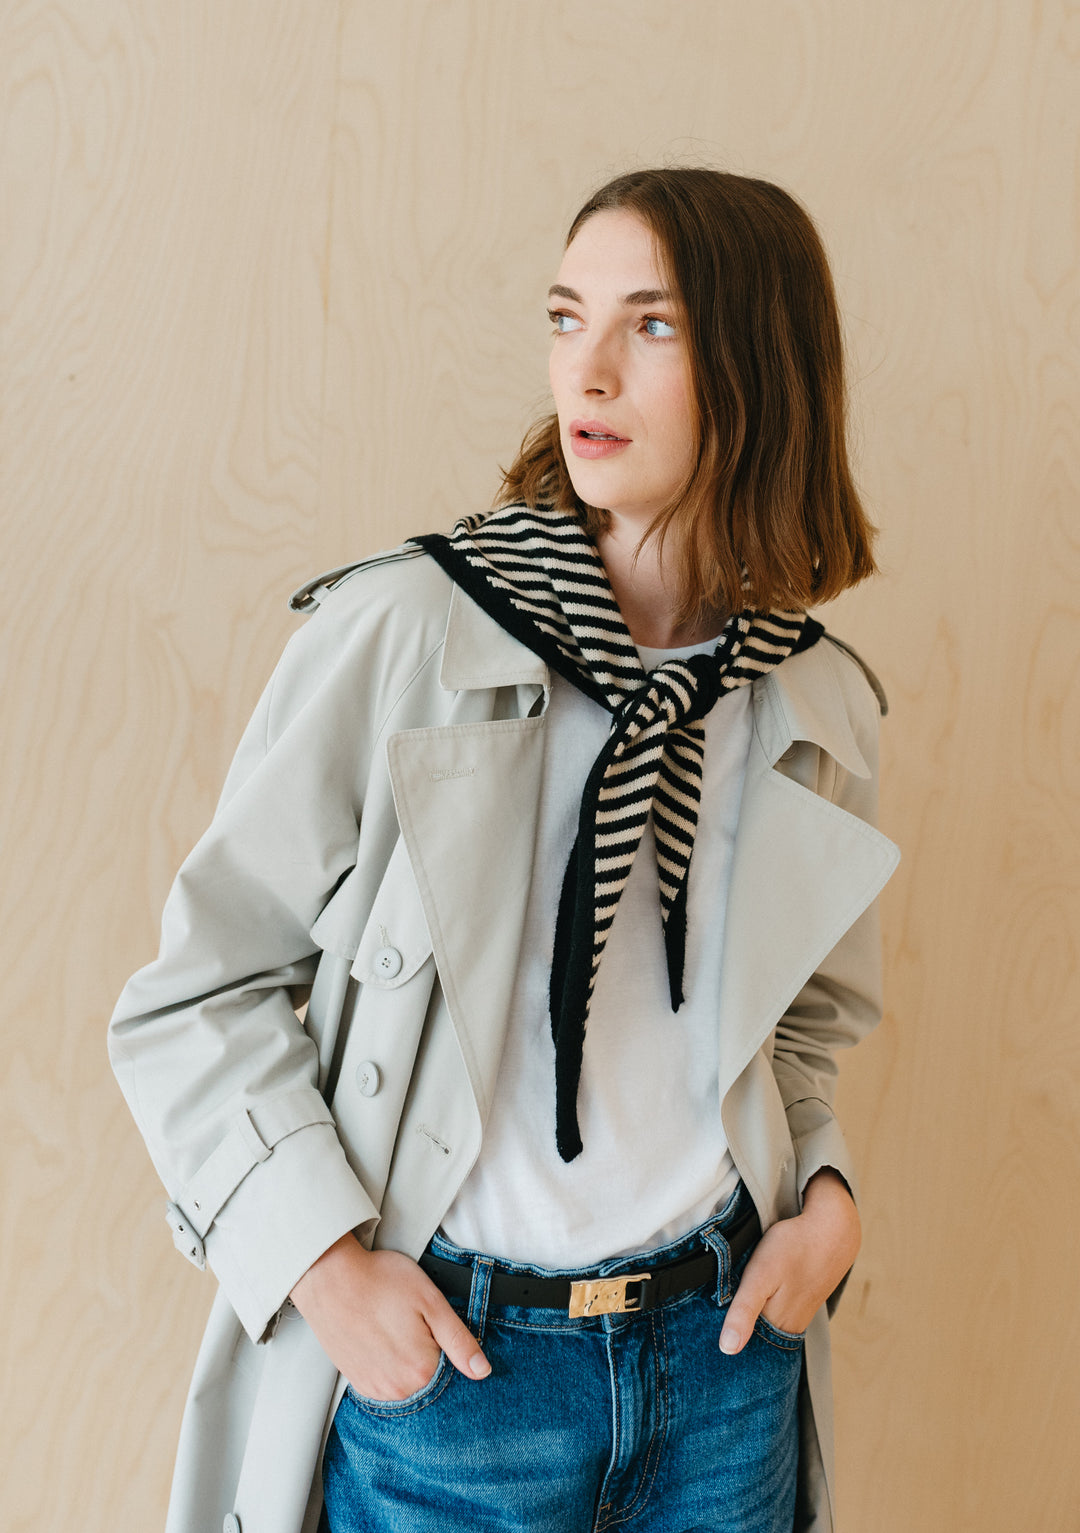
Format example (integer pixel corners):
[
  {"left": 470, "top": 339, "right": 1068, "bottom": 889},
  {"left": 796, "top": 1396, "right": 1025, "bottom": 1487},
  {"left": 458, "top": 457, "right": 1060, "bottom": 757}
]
[{"left": 3, "top": 3, "right": 1077, "bottom": 1529}]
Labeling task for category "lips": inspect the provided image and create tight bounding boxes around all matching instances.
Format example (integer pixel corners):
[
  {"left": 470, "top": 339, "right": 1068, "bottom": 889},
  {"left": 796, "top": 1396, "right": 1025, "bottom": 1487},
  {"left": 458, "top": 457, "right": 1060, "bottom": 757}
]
[
  {"left": 566, "top": 417, "right": 632, "bottom": 461},
  {"left": 568, "top": 418, "right": 630, "bottom": 442}
]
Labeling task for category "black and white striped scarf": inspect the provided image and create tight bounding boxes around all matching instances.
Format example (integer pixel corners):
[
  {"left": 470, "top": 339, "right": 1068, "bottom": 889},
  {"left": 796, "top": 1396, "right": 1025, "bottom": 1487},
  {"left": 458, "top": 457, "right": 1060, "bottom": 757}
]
[{"left": 411, "top": 504, "right": 823, "bottom": 1161}]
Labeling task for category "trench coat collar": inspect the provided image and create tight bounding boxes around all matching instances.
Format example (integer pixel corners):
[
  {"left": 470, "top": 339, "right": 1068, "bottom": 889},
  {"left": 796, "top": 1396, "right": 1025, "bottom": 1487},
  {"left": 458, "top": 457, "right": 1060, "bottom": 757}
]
[
  {"left": 439, "top": 580, "right": 549, "bottom": 690},
  {"left": 439, "top": 579, "right": 871, "bottom": 777},
  {"left": 753, "top": 649, "right": 872, "bottom": 778}
]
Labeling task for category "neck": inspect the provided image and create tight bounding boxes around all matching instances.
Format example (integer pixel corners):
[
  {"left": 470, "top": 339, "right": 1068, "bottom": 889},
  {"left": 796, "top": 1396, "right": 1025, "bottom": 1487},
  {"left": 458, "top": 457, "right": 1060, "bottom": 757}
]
[{"left": 595, "top": 513, "right": 727, "bottom": 648}]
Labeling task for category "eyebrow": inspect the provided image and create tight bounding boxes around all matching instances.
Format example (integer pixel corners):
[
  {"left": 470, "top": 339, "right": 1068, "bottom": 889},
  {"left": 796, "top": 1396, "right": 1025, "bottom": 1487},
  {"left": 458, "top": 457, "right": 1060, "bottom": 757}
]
[{"left": 547, "top": 284, "right": 672, "bottom": 306}]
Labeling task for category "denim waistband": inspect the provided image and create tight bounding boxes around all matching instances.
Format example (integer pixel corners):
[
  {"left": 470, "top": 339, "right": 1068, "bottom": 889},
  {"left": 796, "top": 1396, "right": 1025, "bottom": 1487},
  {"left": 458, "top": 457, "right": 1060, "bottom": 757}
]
[{"left": 426, "top": 1181, "right": 757, "bottom": 1333}]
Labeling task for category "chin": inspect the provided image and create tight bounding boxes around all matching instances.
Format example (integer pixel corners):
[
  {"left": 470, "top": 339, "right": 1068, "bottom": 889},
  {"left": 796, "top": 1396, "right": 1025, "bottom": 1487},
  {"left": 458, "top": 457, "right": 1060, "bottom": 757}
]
[
  {"left": 563, "top": 465, "right": 626, "bottom": 513},
  {"left": 573, "top": 485, "right": 657, "bottom": 525}
]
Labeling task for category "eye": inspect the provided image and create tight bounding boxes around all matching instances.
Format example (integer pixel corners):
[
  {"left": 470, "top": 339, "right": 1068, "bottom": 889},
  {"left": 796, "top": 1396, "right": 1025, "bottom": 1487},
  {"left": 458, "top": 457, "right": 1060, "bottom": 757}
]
[
  {"left": 548, "top": 309, "right": 582, "bottom": 334},
  {"left": 643, "top": 316, "right": 676, "bottom": 339}
]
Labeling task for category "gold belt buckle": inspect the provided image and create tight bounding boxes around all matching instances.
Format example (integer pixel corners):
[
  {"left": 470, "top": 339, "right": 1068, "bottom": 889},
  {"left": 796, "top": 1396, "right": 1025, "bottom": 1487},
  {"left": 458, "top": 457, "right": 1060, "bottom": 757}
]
[{"left": 567, "top": 1271, "right": 651, "bottom": 1318}]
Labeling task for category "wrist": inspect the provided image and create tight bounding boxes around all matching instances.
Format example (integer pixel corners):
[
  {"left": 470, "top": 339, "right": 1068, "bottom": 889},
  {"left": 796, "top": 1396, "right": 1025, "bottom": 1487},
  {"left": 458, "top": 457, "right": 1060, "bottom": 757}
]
[
  {"left": 289, "top": 1231, "right": 368, "bottom": 1309},
  {"left": 802, "top": 1166, "right": 854, "bottom": 1209},
  {"left": 799, "top": 1168, "right": 861, "bottom": 1261}
]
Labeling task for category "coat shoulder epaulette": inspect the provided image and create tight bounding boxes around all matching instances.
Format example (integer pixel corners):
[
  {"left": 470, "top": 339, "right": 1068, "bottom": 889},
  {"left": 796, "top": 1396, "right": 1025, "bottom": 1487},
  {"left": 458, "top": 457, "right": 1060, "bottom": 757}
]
[
  {"left": 822, "top": 633, "right": 889, "bottom": 716},
  {"left": 287, "top": 543, "right": 426, "bottom": 614}
]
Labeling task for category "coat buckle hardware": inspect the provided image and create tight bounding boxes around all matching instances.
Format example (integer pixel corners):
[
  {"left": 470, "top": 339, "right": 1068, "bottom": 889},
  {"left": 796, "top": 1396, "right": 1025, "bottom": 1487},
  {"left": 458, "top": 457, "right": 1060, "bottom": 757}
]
[{"left": 567, "top": 1272, "right": 651, "bottom": 1318}]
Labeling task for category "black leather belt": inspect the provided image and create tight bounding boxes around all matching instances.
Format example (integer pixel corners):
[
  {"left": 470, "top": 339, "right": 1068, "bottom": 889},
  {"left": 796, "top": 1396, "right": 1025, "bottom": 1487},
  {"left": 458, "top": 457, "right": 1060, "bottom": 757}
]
[{"left": 420, "top": 1204, "right": 761, "bottom": 1319}]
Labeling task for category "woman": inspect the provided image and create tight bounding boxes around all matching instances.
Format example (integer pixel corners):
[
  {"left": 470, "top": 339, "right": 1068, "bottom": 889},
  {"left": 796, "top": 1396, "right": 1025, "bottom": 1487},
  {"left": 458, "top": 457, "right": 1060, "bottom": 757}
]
[{"left": 110, "top": 168, "right": 899, "bottom": 1533}]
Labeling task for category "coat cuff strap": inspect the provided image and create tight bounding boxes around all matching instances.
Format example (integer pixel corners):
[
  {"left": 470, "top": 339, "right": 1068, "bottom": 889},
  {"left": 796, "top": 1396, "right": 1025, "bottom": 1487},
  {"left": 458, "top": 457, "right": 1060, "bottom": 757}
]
[{"left": 176, "top": 1090, "right": 335, "bottom": 1240}]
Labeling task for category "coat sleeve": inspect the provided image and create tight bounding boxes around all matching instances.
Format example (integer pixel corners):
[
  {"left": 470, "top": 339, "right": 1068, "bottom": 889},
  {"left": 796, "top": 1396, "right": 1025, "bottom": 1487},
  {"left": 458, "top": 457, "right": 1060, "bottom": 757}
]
[
  {"left": 108, "top": 575, "right": 431, "bottom": 1344},
  {"left": 769, "top": 642, "right": 891, "bottom": 1213}
]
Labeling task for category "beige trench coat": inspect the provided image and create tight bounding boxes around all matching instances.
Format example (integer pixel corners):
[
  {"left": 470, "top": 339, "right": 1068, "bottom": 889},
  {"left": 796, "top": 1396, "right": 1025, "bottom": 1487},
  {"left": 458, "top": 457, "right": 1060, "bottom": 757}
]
[{"left": 109, "top": 542, "right": 900, "bottom": 1533}]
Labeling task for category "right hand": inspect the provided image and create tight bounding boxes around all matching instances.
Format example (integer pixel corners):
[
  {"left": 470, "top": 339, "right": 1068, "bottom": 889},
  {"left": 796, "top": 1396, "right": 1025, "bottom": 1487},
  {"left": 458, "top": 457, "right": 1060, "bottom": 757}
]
[{"left": 288, "top": 1233, "right": 491, "bottom": 1401}]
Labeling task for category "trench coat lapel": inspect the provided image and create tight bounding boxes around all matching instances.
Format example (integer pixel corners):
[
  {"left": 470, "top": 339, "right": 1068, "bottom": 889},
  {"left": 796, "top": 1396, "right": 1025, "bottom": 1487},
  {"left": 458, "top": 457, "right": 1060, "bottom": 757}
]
[
  {"left": 715, "top": 657, "right": 899, "bottom": 1091},
  {"left": 385, "top": 583, "right": 548, "bottom": 1122}
]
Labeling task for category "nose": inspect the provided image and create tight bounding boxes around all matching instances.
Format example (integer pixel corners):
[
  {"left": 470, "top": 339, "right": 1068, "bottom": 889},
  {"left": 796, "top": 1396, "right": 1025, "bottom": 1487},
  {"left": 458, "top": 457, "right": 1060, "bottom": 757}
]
[{"left": 567, "top": 324, "right": 622, "bottom": 398}]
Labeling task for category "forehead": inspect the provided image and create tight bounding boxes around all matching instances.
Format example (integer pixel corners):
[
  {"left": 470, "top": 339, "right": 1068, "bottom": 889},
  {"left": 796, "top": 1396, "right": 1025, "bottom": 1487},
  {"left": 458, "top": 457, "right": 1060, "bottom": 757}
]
[{"left": 556, "top": 208, "right": 666, "bottom": 289}]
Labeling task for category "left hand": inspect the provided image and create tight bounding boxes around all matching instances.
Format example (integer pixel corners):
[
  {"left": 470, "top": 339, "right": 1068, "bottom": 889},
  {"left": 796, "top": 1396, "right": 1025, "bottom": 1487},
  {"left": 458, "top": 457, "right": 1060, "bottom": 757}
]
[{"left": 718, "top": 1168, "right": 861, "bottom": 1354}]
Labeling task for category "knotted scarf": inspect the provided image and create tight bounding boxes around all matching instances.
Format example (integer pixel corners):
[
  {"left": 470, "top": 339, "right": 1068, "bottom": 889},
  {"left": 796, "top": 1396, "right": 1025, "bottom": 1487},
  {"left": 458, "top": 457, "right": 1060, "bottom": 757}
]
[{"left": 410, "top": 504, "right": 823, "bottom": 1161}]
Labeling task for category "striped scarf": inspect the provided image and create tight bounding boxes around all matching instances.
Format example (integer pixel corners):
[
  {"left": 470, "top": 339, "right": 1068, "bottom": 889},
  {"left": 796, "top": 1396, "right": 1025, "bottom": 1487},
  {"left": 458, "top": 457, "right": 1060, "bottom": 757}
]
[{"left": 411, "top": 504, "right": 823, "bottom": 1161}]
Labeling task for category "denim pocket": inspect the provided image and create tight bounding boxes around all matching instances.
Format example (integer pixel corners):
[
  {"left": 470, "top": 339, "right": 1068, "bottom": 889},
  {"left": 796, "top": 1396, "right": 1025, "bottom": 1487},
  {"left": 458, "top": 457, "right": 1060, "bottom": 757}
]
[
  {"left": 344, "top": 1351, "right": 453, "bottom": 1416},
  {"left": 752, "top": 1315, "right": 806, "bottom": 1352}
]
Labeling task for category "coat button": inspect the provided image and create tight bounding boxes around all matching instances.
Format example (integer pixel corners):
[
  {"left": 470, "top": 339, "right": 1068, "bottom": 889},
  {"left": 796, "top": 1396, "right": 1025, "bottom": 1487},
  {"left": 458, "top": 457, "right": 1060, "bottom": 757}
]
[
  {"left": 356, "top": 1061, "right": 382, "bottom": 1097},
  {"left": 373, "top": 945, "right": 403, "bottom": 978},
  {"left": 223, "top": 1515, "right": 241, "bottom": 1533}
]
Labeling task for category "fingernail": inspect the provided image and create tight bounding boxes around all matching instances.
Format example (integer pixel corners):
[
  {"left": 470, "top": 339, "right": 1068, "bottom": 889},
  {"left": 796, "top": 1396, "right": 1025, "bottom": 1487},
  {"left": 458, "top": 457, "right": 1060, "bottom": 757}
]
[
  {"left": 719, "top": 1330, "right": 740, "bottom": 1354},
  {"left": 469, "top": 1353, "right": 491, "bottom": 1379}
]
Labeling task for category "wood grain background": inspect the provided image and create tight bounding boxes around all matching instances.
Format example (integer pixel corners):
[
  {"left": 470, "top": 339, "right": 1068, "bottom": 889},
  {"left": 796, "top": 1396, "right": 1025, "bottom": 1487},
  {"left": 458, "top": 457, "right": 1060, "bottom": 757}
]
[{"left": 2, "top": 2, "right": 1076, "bottom": 1529}]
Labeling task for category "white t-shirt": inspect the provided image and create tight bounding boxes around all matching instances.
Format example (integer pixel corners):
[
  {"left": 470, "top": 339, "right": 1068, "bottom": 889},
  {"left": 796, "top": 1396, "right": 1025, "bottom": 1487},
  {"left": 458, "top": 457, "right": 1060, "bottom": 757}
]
[{"left": 439, "top": 636, "right": 753, "bottom": 1267}]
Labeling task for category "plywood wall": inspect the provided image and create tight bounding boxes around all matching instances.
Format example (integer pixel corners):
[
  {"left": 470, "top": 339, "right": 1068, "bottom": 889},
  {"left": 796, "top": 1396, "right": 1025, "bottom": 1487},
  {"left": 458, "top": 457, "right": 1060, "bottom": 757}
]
[{"left": 2, "top": 3, "right": 1076, "bottom": 1529}]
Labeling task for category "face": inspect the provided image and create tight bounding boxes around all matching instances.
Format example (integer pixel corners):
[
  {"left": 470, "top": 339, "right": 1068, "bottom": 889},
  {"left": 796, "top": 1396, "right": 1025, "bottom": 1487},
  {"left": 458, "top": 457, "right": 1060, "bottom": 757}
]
[{"left": 548, "top": 209, "right": 697, "bottom": 528}]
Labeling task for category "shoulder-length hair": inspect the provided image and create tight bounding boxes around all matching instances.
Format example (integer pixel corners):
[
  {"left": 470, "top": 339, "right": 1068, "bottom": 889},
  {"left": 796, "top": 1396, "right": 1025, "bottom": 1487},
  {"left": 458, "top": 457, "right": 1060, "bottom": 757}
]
[{"left": 496, "top": 167, "right": 877, "bottom": 624}]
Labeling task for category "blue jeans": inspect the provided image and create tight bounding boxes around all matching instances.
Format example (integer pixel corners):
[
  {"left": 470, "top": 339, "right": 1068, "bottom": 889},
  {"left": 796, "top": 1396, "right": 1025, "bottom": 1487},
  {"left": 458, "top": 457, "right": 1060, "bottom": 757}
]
[{"left": 321, "top": 1183, "right": 803, "bottom": 1532}]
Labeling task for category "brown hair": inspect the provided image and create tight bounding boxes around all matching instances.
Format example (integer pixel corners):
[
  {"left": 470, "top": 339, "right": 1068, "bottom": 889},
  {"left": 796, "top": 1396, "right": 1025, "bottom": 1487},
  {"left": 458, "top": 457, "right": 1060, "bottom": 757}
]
[{"left": 496, "top": 167, "right": 877, "bottom": 624}]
